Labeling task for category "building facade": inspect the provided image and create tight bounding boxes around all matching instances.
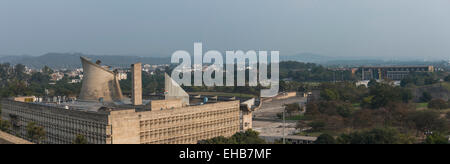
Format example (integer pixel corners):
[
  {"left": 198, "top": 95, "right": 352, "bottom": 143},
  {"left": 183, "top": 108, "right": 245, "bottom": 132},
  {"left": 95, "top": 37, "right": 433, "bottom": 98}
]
[
  {"left": 360, "top": 66, "right": 434, "bottom": 81},
  {"left": 1, "top": 99, "right": 241, "bottom": 144},
  {"left": 1, "top": 99, "right": 109, "bottom": 144}
]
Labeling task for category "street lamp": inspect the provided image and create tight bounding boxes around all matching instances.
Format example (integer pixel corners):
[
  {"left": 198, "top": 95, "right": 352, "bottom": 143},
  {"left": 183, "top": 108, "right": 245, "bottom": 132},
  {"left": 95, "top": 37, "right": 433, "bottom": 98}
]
[{"left": 283, "top": 108, "right": 286, "bottom": 144}]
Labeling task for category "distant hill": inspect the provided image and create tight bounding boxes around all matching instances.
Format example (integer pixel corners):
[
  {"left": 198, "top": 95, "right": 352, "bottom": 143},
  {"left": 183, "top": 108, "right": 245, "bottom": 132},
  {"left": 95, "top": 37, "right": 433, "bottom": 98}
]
[
  {"left": 0, "top": 53, "right": 171, "bottom": 69},
  {"left": 280, "top": 53, "right": 443, "bottom": 67},
  {"left": 280, "top": 53, "right": 336, "bottom": 63}
]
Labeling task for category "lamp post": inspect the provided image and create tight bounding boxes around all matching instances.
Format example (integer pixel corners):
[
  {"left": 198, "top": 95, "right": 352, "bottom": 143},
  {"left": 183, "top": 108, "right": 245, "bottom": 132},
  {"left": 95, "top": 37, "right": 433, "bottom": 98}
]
[{"left": 283, "top": 108, "right": 286, "bottom": 144}]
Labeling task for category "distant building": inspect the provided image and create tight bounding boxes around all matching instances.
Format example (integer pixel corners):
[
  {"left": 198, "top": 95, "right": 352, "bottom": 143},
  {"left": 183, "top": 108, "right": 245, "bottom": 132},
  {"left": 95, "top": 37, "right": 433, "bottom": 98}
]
[
  {"left": 50, "top": 72, "right": 64, "bottom": 81},
  {"left": 260, "top": 135, "right": 317, "bottom": 144},
  {"left": 12, "top": 96, "right": 36, "bottom": 103},
  {"left": 69, "top": 79, "right": 81, "bottom": 84},
  {"left": 117, "top": 72, "right": 128, "bottom": 80},
  {"left": 360, "top": 66, "right": 434, "bottom": 81}
]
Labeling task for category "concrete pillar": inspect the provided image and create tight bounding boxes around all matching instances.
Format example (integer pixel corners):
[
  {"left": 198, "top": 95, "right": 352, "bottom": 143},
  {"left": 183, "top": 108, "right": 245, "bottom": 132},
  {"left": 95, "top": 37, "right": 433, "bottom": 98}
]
[{"left": 131, "top": 63, "right": 142, "bottom": 106}]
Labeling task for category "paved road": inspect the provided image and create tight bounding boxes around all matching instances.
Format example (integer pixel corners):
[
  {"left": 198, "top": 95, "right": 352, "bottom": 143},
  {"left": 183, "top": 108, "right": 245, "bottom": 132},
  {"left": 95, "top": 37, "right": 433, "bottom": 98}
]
[{"left": 252, "top": 96, "right": 306, "bottom": 137}]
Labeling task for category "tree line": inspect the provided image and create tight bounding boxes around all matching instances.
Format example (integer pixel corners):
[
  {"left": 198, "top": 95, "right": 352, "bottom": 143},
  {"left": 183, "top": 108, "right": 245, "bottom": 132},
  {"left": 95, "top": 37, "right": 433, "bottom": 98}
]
[{"left": 299, "top": 81, "right": 449, "bottom": 144}]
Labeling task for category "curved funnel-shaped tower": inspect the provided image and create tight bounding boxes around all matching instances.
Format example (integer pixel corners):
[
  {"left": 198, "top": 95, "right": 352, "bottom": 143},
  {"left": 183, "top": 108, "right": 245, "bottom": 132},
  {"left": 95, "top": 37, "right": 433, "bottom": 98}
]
[{"left": 79, "top": 57, "right": 123, "bottom": 102}]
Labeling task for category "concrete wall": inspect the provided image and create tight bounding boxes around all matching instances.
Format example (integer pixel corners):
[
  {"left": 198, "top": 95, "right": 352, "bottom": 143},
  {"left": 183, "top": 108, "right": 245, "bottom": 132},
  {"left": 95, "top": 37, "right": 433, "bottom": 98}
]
[
  {"left": 2, "top": 99, "right": 241, "bottom": 144},
  {"left": 79, "top": 57, "right": 123, "bottom": 102},
  {"left": 108, "top": 110, "right": 140, "bottom": 144},
  {"left": 165, "top": 73, "right": 189, "bottom": 106},
  {"left": 131, "top": 63, "right": 142, "bottom": 105},
  {"left": 108, "top": 101, "right": 241, "bottom": 144}
]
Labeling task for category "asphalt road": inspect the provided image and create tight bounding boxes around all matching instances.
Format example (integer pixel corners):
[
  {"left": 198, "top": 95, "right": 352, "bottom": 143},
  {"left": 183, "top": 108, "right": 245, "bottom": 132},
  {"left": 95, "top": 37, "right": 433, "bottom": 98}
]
[{"left": 252, "top": 96, "right": 307, "bottom": 137}]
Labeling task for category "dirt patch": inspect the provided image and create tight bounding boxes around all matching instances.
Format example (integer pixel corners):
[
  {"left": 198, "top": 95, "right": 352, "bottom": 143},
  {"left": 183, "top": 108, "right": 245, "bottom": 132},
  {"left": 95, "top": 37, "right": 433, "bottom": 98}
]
[{"left": 0, "top": 138, "right": 13, "bottom": 144}]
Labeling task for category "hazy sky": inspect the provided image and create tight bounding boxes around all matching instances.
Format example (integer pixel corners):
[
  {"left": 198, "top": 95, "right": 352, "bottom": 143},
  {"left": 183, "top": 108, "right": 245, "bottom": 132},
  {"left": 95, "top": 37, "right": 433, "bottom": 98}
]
[{"left": 1, "top": 0, "right": 449, "bottom": 59}]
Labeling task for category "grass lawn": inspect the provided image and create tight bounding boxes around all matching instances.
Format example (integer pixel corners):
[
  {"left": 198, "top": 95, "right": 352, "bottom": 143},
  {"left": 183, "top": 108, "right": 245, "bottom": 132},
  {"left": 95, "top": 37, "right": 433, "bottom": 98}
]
[
  {"left": 352, "top": 103, "right": 361, "bottom": 111},
  {"left": 416, "top": 103, "right": 429, "bottom": 109}
]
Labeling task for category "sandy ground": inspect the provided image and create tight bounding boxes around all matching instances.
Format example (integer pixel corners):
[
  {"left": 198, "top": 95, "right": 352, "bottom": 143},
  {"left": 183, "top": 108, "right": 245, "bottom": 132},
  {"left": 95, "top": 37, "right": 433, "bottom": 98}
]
[{"left": 0, "top": 138, "right": 12, "bottom": 144}]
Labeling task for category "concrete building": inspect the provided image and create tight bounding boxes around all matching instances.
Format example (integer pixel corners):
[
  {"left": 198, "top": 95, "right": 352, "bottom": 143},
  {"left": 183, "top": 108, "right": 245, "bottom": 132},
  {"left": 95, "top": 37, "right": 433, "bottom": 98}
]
[
  {"left": 1, "top": 97, "right": 240, "bottom": 144},
  {"left": 360, "top": 66, "right": 434, "bottom": 81},
  {"left": 164, "top": 73, "right": 190, "bottom": 106},
  {"left": 0, "top": 57, "right": 252, "bottom": 144},
  {"left": 79, "top": 57, "right": 123, "bottom": 103},
  {"left": 12, "top": 96, "right": 37, "bottom": 103}
]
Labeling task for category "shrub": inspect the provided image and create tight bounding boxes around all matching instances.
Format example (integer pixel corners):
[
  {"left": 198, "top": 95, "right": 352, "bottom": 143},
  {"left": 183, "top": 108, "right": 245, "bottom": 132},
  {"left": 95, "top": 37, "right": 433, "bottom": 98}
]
[
  {"left": 428, "top": 99, "right": 448, "bottom": 110},
  {"left": 308, "top": 121, "right": 326, "bottom": 132},
  {"left": 314, "top": 133, "right": 336, "bottom": 144},
  {"left": 337, "top": 128, "right": 412, "bottom": 144}
]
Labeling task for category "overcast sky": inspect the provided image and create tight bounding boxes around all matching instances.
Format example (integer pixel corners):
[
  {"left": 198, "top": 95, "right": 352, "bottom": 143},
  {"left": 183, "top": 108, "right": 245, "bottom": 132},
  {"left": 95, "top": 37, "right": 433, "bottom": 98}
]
[{"left": 1, "top": 0, "right": 449, "bottom": 59}]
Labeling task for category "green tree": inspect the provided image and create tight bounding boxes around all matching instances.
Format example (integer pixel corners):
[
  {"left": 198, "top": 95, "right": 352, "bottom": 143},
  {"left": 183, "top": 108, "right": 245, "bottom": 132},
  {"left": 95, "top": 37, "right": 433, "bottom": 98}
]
[
  {"left": 26, "top": 122, "right": 46, "bottom": 144},
  {"left": 0, "top": 120, "right": 10, "bottom": 132},
  {"left": 198, "top": 129, "right": 266, "bottom": 144},
  {"left": 368, "top": 79, "right": 378, "bottom": 88},
  {"left": 231, "top": 129, "right": 266, "bottom": 144},
  {"left": 284, "top": 103, "right": 301, "bottom": 116},
  {"left": 337, "top": 128, "right": 410, "bottom": 144},
  {"left": 14, "top": 64, "right": 28, "bottom": 81},
  {"left": 408, "top": 110, "right": 448, "bottom": 134},
  {"left": 305, "top": 103, "right": 320, "bottom": 117},
  {"left": 445, "top": 75, "right": 450, "bottom": 82},
  {"left": 321, "top": 89, "right": 339, "bottom": 101},
  {"left": 401, "top": 72, "right": 438, "bottom": 87},
  {"left": 420, "top": 92, "right": 433, "bottom": 102},
  {"left": 314, "top": 133, "right": 336, "bottom": 144},
  {"left": 308, "top": 121, "right": 326, "bottom": 132},
  {"left": 423, "top": 133, "right": 449, "bottom": 144},
  {"left": 364, "top": 83, "right": 412, "bottom": 109},
  {"left": 73, "top": 134, "right": 88, "bottom": 144},
  {"left": 42, "top": 66, "right": 54, "bottom": 75},
  {"left": 428, "top": 99, "right": 448, "bottom": 110}
]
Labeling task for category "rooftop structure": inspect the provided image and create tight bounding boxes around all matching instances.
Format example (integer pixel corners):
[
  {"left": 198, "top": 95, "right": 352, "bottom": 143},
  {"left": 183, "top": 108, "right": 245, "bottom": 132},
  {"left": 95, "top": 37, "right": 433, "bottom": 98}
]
[
  {"left": 164, "top": 73, "right": 190, "bottom": 106},
  {"left": 79, "top": 57, "right": 123, "bottom": 103},
  {"left": 131, "top": 63, "right": 142, "bottom": 106}
]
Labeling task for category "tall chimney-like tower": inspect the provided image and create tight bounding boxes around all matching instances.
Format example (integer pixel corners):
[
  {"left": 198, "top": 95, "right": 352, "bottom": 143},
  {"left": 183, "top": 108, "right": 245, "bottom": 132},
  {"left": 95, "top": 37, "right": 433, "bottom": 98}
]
[{"left": 131, "top": 63, "right": 142, "bottom": 105}]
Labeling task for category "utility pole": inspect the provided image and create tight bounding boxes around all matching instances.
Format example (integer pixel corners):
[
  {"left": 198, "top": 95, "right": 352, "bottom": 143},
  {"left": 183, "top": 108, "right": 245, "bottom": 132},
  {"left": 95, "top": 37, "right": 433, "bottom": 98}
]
[
  {"left": 283, "top": 109, "right": 286, "bottom": 144},
  {"left": 333, "top": 72, "right": 336, "bottom": 83}
]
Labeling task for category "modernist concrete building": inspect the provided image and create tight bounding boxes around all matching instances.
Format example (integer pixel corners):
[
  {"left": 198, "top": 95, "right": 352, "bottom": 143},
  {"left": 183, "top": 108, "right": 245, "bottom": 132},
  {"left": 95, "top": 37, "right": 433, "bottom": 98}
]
[
  {"left": 79, "top": 57, "right": 123, "bottom": 102},
  {"left": 0, "top": 99, "right": 240, "bottom": 144},
  {"left": 0, "top": 57, "right": 255, "bottom": 144},
  {"left": 164, "top": 73, "right": 190, "bottom": 106},
  {"left": 360, "top": 66, "right": 434, "bottom": 81}
]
